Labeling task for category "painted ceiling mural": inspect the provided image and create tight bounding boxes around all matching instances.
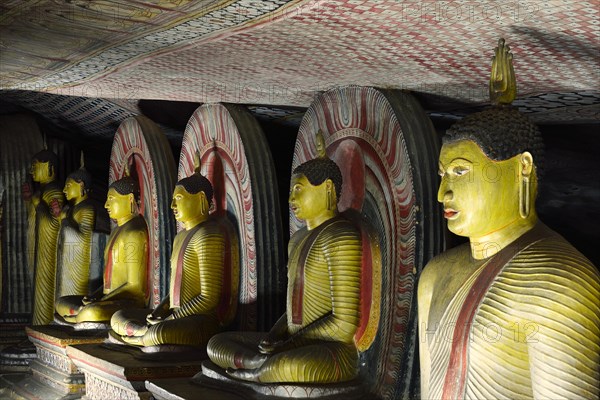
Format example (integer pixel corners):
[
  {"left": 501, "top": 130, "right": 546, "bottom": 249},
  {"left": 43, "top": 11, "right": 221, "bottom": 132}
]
[{"left": 0, "top": 0, "right": 597, "bottom": 124}]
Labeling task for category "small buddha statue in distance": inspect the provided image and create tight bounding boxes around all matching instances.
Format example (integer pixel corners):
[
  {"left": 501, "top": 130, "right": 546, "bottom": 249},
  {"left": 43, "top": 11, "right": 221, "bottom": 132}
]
[
  {"left": 55, "top": 156, "right": 97, "bottom": 300},
  {"left": 55, "top": 168, "right": 149, "bottom": 326},
  {"left": 25, "top": 148, "right": 65, "bottom": 325}
]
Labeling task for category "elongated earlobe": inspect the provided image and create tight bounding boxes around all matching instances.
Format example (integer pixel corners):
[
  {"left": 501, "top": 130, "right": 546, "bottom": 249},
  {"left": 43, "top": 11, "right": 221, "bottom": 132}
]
[
  {"left": 519, "top": 175, "right": 530, "bottom": 218},
  {"left": 518, "top": 152, "right": 533, "bottom": 219}
]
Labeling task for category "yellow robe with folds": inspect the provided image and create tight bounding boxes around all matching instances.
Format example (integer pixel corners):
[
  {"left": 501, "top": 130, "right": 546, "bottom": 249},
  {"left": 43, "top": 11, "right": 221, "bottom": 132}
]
[
  {"left": 208, "top": 215, "right": 362, "bottom": 383},
  {"left": 30, "top": 182, "right": 64, "bottom": 325},
  {"left": 56, "top": 199, "right": 96, "bottom": 298},
  {"left": 111, "top": 217, "right": 231, "bottom": 347},
  {"left": 419, "top": 224, "right": 600, "bottom": 400}
]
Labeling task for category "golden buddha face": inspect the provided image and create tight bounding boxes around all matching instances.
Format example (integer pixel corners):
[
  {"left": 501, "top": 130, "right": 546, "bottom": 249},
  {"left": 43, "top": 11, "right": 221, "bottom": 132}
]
[
  {"left": 63, "top": 178, "right": 83, "bottom": 201},
  {"left": 289, "top": 174, "right": 332, "bottom": 224},
  {"left": 438, "top": 140, "right": 524, "bottom": 238},
  {"left": 171, "top": 185, "right": 206, "bottom": 223},
  {"left": 30, "top": 160, "right": 53, "bottom": 183},
  {"left": 104, "top": 188, "right": 134, "bottom": 220}
]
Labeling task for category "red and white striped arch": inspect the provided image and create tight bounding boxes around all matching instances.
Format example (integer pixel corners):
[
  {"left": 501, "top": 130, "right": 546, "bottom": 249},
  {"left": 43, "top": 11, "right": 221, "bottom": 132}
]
[
  {"left": 292, "top": 86, "right": 424, "bottom": 399},
  {"left": 109, "top": 116, "right": 176, "bottom": 307},
  {"left": 178, "top": 104, "right": 257, "bottom": 327}
]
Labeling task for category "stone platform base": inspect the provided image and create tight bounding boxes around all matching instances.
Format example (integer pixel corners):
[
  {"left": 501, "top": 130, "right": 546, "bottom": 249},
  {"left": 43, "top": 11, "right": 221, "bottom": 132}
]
[
  {"left": 67, "top": 343, "right": 204, "bottom": 400},
  {"left": 146, "top": 378, "right": 245, "bottom": 400},
  {"left": 0, "top": 315, "right": 34, "bottom": 373},
  {"left": 0, "top": 340, "right": 36, "bottom": 373},
  {"left": 146, "top": 361, "right": 369, "bottom": 400},
  {"left": 0, "top": 373, "right": 82, "bottom": 400},
  {"left": 26, "top": 325, "right": 108, "bottom": 397}
]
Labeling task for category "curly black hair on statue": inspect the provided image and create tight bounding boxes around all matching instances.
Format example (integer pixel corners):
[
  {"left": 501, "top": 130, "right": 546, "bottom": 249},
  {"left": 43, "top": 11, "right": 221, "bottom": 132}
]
[
  {"left": 67, "top": 168, "right": 92, "bottom": 192},
  {"left": 109, "top": 176, "right": 140, "bottom": 202},
  {"left": 176, "top": 174, "right": 214, "bottom": 207},
  {"left": 293, "top": 158, "right": 343, "bottom": 203},
  {"left": 443, "top": 106, "right": 544, "bottom": 180},
  {"left": 32, "top": 149, "right": 58, "bottom": 170}
]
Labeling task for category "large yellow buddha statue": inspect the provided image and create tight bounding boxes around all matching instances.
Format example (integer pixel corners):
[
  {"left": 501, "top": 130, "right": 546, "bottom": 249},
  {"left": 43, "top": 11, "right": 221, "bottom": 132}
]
[
  {"left": 55, "top": 173, "right": 149, "bottom": 325},
  {"left": 25, "top": 149, "right": 65, "bottom": 325},
  {"left": 207, "top": 143, "right": 363, "bottom": 383},
  {"left": 110, "top": 166, "right": 237, "bottom": 349},
  {"left": 55, "top": 166, "right": 96, "bottom": 299},
  {"left": 418, "top": 40, "right": 599, "bottom": 400}
]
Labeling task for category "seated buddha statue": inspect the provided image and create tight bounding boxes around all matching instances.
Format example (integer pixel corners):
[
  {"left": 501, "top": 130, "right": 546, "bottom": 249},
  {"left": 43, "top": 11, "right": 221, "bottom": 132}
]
[
  {"left": 25, "top": 149, "right": 65, "bottom": 325},
  {"left": 55, "top": 173, "right": 149, "bottom": 325},
  {"left": 418, "top": 39, "right": 599, "bottom": 400},
  {"left": 207, "top": 145, "right": 363, "bottom": 383},
  {"left": 55, "top": 166, "right": 97, "bottom": 299},
  {"left": 110, "top": 166, "right": 237, "bottom": 349}
]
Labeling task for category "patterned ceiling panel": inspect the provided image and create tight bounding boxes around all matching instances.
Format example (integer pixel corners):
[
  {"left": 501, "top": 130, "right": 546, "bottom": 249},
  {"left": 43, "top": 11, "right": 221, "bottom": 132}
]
[
  {"left": 0, "top": 0, "right": 598, "bottom": 115},
  {"left": 428, "top": 91, "right": 600, "bottom": 124},
  {"left": 0, "top": 90, "right": 136, "bottom": 139}
]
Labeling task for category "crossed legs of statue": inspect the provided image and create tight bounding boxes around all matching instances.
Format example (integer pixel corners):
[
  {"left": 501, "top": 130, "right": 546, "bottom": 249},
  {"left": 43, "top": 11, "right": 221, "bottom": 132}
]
[
  {"left": 207, "top": 332, "right": 358, "bottom": 383},
  {"left": 55, "top": 295, "right": 138, "bottom": 324},
  {"left": 111, "top": 309, "right": 220, "bottom": 348}
]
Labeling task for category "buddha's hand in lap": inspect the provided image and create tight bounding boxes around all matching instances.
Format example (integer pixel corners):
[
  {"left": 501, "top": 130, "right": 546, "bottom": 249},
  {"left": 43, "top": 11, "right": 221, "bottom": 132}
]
[
  {"left": 258, "top": 337, "right": 285, "bottom": 354},
  {"left": 81, "top": 296, "right": 95, "bottom": 306},
  {"left": 146, "top": 314, "right": 162, "bottom": 325},
  {"left": 234, "top": 352, "right": 268, "bottom": 371},
  {"left": 146, "top": 313, "right": 173, "bottom": 325}
]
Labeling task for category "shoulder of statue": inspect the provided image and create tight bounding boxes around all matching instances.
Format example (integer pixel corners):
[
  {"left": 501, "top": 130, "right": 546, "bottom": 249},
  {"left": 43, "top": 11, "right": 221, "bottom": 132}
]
[
  {"left": 423, "top": 243, "right": 471, "bottom": 276},
  {"left": 314, "top": 215, "right": 362, "bottom": 254},
  {"left": 320, "top": 214, "right": 360, "bottom": 236},
  {"left": 512, "top": 228, "right": 598, "bottom": 279},
  {"left": 74, "top": 199, "right": 95, "bottom": 214},
  {"left": 42, "top": 182, "right": 64, "bottom": 200},
  {"left": 123, "top": 215, "right": 149, "bottom": 235},
  {"left": 191, "top": 218, "right": 219, "bottom": 237}
]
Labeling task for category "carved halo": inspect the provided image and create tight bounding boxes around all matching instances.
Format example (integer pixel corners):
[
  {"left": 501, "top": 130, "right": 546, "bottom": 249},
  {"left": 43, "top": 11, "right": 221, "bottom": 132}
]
[
  {"left": 293, "top": 86, "right": 442, "bottom": 399},
  {"left": 178, "top": 103, "right": 284, "bottom": 330},
  {"left": 109, "top": 115, "right": 177, "bottom": 307}
]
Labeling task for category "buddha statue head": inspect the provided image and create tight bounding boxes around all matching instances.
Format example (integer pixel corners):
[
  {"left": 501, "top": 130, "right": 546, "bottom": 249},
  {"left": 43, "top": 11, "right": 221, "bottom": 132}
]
[
  {"left": 64, "top": 168, "right": 92, "bottom": 203},
  {"left": 438, "top": 40, "right": 544, "bottom": 258},
  {"left": 105, "top": 174, "right": 140, "bottom": 225},
  {"left": 439, "top": 107, "right": 544, "bottom": 243},
  {"left": 289, "top": 131, "right": 343, "bottom": 230},
  {"left": 30, "top": 149, "right": 58, "bottom": 184},
  {"left": 172, "top": 167, "right": 214, "bottom": 229}
]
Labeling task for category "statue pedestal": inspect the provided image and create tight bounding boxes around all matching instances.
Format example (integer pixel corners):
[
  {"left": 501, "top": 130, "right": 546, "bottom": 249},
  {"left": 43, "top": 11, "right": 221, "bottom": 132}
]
[
  {"left": 26, "top": 325, "right": 108, "bottom": 396},
  {"left": 67, "top": 343, "right": 203, "bottom": 400},
  {"left": 0, "top": 314, "right": 33, "bottom": 373},
  {"left": 146, "top": 378, "right": 245, "bottom": 400},
  {"left": 0, "top": 325, "right": 107, "bottom": 399},
  {"left": 146, "top": 361, "right": 367, "bottom": 400}
]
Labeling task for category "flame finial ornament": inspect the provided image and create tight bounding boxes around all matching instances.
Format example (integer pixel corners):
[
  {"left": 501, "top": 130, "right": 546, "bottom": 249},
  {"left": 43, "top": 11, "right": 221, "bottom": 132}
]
[
  {"left": 315, "top": 129, "right": 327, "bottom": 158},
  {"left": 193, "top": 150, "right": 202, "bottom": 174},
  {"left": 489, "top": 38, "right": 517, "bottom": 105},
  {"left": 124, "top": 159, "right": 131, "bottom": 178}
]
